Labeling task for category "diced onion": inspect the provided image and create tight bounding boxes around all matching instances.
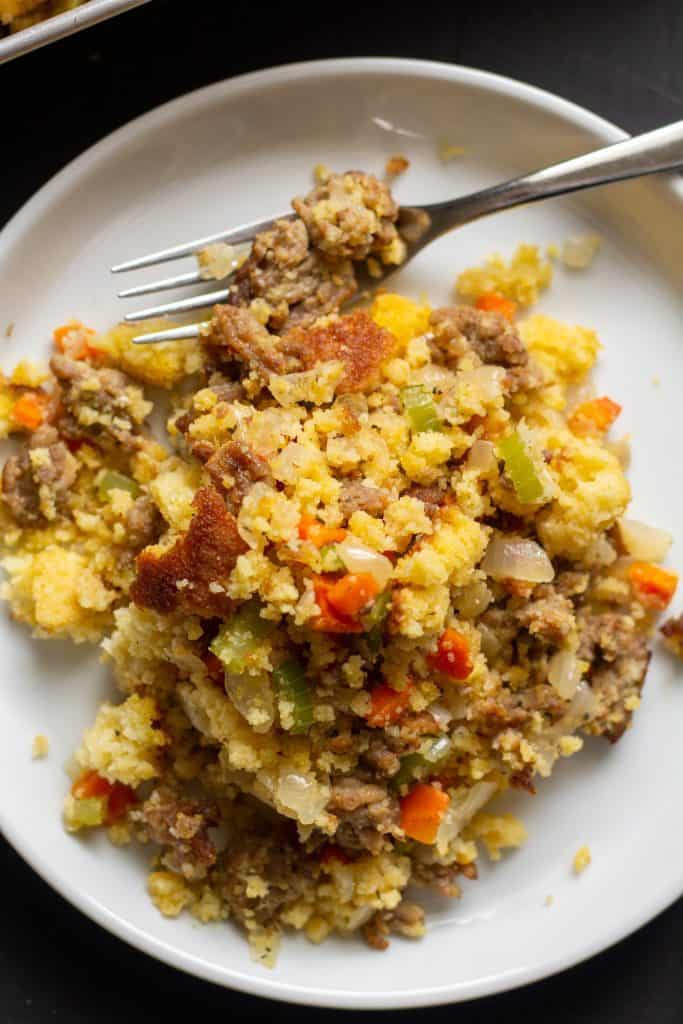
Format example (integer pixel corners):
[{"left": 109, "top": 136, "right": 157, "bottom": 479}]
[
  {"left": 534, "top": 681, "right": 596, "bottom": 777},
  {"left": 477, "top": 622, "right": 501, "bottom": 661},
  {"left": 466, "top": 440, "right": 497, "bottom": 473},
  {"left": 457, "top": 365, "right": 506, "bottom": 403},
  {"left": 429, "top": 703, "right": 453, "bottom": 729},
  {"left": 337, "top": 537, "right": 394, "bottom": 589},
  {"left": 276, "top": 771, "right": 329, "bottom": 825},
  {"left": 481, "top": 535, "right": 555, "bottom": 583},
  {"left": 435, "top": 780, "right": 498, "bottom": 855},
  {"left": 224, "top": 670, "right": 275, "bottom": 734},
  {"left": 617, "top": 518, "right": 672, "bottom": 562},
  {"left": 422, "top": 735, "right": 452, "bottom": 763},
  {"left": 455, "top": 580, "right": 492, "bottom": 619},
  {"left": 561, "top": 233, "right": 601, "bottom": 270},
  {"left": 548, "top": 649, "right": 583, "bottom": 700}
]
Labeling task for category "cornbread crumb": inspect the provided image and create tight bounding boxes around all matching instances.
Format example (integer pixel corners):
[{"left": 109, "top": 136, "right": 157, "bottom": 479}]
[
  {"left": 437, "top": 139, "right": 466, "bottom": 162},
  {"left": 385, "top": 154, "right": 410, "bottom": 177},
  {"left": 31, "top": 734, "right": 49, "bottom": 759},
  {"left": 573, "top": 845, "right": 592, "bottom": 874},
  {"left": 544, "top": 894, "right": 554, "bottom": 907},
  {"left": 5, "top": 322, "right": 14, "bottom": 338}
]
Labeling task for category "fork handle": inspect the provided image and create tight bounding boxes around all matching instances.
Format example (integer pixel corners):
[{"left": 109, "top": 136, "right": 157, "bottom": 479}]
[{"left": 421, "top": 120, "right": 683, "bottom": 240}]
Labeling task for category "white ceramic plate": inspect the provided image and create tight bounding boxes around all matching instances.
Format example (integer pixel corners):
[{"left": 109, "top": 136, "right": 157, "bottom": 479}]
[{"left": 1, "top": 59, "right": 682, "bottom": 1010}]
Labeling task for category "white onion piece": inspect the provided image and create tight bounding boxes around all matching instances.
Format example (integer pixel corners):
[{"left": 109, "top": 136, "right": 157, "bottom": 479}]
[
  {"left": 481, "top": 536, "right": 555, "bottom": 583},
  {"left": 276, "top": 771, "right": 330, "bottom": 826},
  {"left": 477, "top": 622, "right": 501, "bottom": 662},
  {"left": 617, "top": 518, "right": 672, "bottom": 562},
  {"left": 534, "top": 681, "right": 596, "bottom": 777},
  {"left": 435, "top": 780, "right": 498, "bottom": 855},
  {"left": 337, "top": 537, "right": 393, "bottom": 589},
  {"left": 548, "top": 649, "right": 582, "bottom": 700},
  {"left": 422, "top": 735, "right": 452, "bottom": 763},
  {"left": 561, "top": 233, "right": 601, "bottom": 269},
  {"left": 429, "top": 703, "right": 453, "bottom": 729},
  {"left": 224, "top": 670, "right": 275, "bottom": 734},
  {"left": 466, "top": 440, "right": 497, "bottom": 473},
  {"left": 455, "top": 580, "right": 492, "bottom": 619}
]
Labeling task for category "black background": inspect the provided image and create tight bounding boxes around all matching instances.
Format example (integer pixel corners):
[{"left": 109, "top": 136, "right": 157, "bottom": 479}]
[{"left": 2, "top": 1, "right": 683, "bottom": 1020}]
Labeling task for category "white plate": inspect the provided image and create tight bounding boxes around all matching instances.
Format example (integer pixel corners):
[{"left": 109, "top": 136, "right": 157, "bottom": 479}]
[{"left": 1, "top": 58, "right": 682, "bottom": 1010}]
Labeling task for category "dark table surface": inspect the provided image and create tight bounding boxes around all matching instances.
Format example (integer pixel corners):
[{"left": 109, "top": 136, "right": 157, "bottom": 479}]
[{"left": 2, "top": 1, "right": 683, "bottom": 1020}]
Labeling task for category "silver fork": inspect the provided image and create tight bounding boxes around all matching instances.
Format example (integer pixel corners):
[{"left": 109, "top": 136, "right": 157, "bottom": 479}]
[{"left": 112, "top": 120, "right": 683, "bottom": 345}]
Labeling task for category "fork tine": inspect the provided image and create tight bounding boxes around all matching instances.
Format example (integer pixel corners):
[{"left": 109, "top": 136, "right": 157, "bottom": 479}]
[
  {"left": 132, "top": 323, "right": 206, "bottom": 345},
  {"left": 123, "top": 287, "right": 229, "bottom": 323},
  {"left": 111, "top": 211, "right": 293, "bottom": 274},
  {"left": 118, "top": 269, "right": 204, "bottom": 298}
]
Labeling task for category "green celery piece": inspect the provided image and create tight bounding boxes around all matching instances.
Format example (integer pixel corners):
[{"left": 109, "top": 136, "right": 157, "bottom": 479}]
[
  {"left": 392, "top": 753, "right": 427, "bottom": 790},
  {"left": 362, "top": 590, "right": 392, "bottom": 652},
  {"left": 319, "top": 544, "right": 345, "bottom": 573},
  {"left": 72, "top": 796, "right": 106, "bottom": 827},
  {"left": 497, "top": 430, "right": 543, "bottom": 504},
  {"left": 273, "top": 658, "right": 313, "bottom": 734},
  {"left": 210, "top": 601, "right": 273, "bottom": 674},
  {"left": 400, "top": 385, "right": 443, "bottom": 433},
  {"left": 97, "top": 469, "right": 140, "bottom": 501}
]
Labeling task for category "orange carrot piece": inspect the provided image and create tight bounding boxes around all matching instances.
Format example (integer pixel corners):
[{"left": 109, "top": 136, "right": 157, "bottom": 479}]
[
  {"left": 72, "top": 770, "right": 112, "bottom": 800},
  {"left": 312, "top": 577, "right": 364, "bottom": 634},
  {"left": 71, "top": 770, "right": 135, "bottom": 825},
  {"left": 326, "top": 573, "right": 380, "bottom": 619},
  {"left": 428, "top": 628, "right": 473, "bottom": 681},
  {"left": 629, "top": 561, "right": 678, "bottom": 611},
  {"left": 298, "top": 514, "right": 347, "bottom": 548},
  {"left": 366, "top": 682, "right": 413, "bottom": 728},
  {"left": 10, "top": 392, "right": 47, "bottom": 431},
  {"left": 400, "top": 783, "right": 450, "bottom": 844},
  {"left": 53, "top": 321, "right": 96, "bottom": 360},
  {"left": 475, "top": 292, "right": 517, "bottom": 321},
  {"left": 568, "top": 396, "right": 621, "bottom": 436}
]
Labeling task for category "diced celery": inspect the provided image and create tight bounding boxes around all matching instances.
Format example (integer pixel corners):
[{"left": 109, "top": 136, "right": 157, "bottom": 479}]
[
  {"left": 72, "top": 796, "right": 106, "bottom": 828},
  {"left": 97, "top": 469, "right": 140, "bottom": 501},
  {"left": 497, "top": 430, "right": 544, "bottom": 504},
  {"left": 210, "top": 601, "right": 273, "bottom": 675},
  {"left": 393, "top": 753, "right": 426, "bottom": 790},
  {"left": 392, "top": 736, "right": 452, "bottom": 790},
  {"left": 400, "top": 385, "right": 443, "bottom": 433},
  {"left": 273, "top": 658, "right": 313, "bottom": 734},
  {"left": 319, "top": 544, "right": 345, "bottom": 573},
  {"left": 362, "top": 590, "right": 392, "bottom": 652}
]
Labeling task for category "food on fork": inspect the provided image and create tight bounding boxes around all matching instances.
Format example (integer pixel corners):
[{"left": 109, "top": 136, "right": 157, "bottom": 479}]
[{"left": 0, "top": 167, "right": 677, "bottom": 966}]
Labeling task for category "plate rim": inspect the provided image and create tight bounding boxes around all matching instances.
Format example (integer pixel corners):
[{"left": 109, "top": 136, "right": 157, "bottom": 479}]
[{"left": 1, "top": 56, "right": 681, "bottom": 1009}]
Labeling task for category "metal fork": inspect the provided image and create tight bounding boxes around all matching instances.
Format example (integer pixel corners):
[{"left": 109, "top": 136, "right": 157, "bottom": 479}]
[{"left": 112, "top": 120, "right": 683, "bottom": 345}]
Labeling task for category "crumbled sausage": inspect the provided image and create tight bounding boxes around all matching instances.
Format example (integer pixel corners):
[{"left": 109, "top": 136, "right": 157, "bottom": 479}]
[
  {"left": 221, "top": 830, "right": 316, "bottom": 929},
  {"left": 515, "top": 588, "right": 575, "bottom": 644},
  {"left": 131, "top": 486, "right": 247, "bottom": 616},
  {"left": 1, "top": 425, "right": 77, "bottom": 526},
  {"left": 339, "top": 480, "right": 389, "bottom": 520},
  {"left": 138, "top": 786, "right": 219, "bottom": 880},
  {"left": 124, "top": 495, "right": 163, "bottom": 550},
  {"left": 328, "top": 775, "right": 400, "bottom": 853},
  {"left": 430, "top": 305, "right": 529, "bottom": 368},
  {"left": 228, "top": 218, "right": 356, "bottom": 331},
  {"left": 205, "top": 440, "right": 273, "bottom": 515},
  {"left": 50, "top": 354, "right": 149, "bottom": 450},
  {"left": 292, "top": 171, "right": 400, "bottom": 261}
]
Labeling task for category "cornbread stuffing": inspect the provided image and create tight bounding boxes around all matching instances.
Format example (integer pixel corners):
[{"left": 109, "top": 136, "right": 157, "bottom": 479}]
[
  {"left": 31, "top": 734, "right": 49, "bottom": 759},
  {"left": 573, "top": 845, "right": 592, "bottom": 874},
  {"left": 0, "top": 168, "right": 677, "bottom": 965}
]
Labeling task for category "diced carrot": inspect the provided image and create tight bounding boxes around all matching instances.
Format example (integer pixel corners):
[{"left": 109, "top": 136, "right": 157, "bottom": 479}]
[
  {"left": 568, "top": 396, "right": 621, "bottom": 436},
  {"left": 326, "top": 573, "right": 380, "bottom": 619},
  {"left": 105, "top": 781, "right": 137, "bottom": 825},
  {"left": 53, "top": 321, "right": 96, "bottom": 360},
  {"left": 400, "top": 783, "right": 450, "bottom": 844},
  {"left": 71, "top": 770, "right": 135, "bottom": 825},
  {"left": 475, "top": 292, "right": 517, "bottom": 321},
  {"left": 428, "top": 628, "right": 473, "bottom": 681},
  {"left": 72, "top": 770, "right": 112, "bottom": 801},
  {"left": 629, "top": 561, "right": 678, "bottom": 611},
  {"left": 10, "top": 391, "right": 47, "bottom": 431},
  {"left": 298, "top": 514, "right": 347, "bottom": 548},
  {"left": 319, "top": 844, "right": 351, "bottom": 866},
  {"left": 312, "top": 577, "right": 364, "bottom": 634},
  {"left": 366, "top": 682, "right": 413, "bottom": 728}
]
